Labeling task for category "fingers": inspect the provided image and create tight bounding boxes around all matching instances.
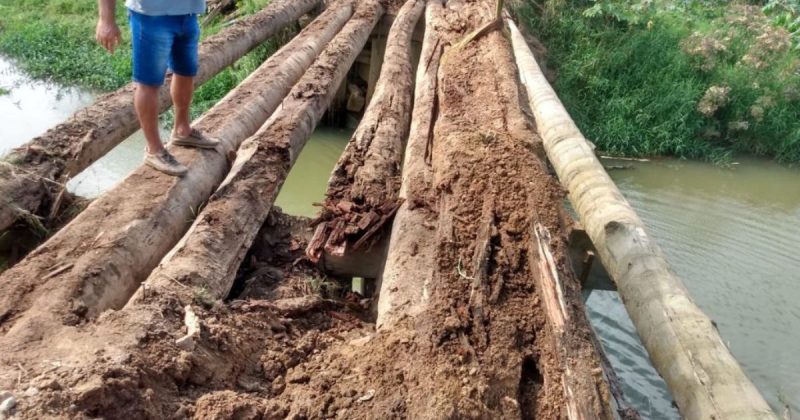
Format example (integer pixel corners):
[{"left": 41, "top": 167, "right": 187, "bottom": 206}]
[
  {"left": 112, "top": 34, "right": 121, "bottom": 53},
  {"left": 95, "top": 25, "right": 121, "bottom": 53}
]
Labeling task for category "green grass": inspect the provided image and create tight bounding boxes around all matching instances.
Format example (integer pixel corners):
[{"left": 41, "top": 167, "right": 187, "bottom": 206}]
[
  {"left": 0, "top": 0, "right": 292, "bottom": 118},
  {"left": 0, "top": 0, "right": 132, "bottom": 90},
  {"left": 0, "top": 86, "right": 10, "bottom": 96},
  {"left": 513, "top": 0, "right": 800, "bottom": 163}
]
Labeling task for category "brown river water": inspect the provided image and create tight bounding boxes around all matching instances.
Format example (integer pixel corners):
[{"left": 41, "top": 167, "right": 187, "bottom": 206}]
[{"left": 1, "top": 56, "right": 799, "bottom": 418}]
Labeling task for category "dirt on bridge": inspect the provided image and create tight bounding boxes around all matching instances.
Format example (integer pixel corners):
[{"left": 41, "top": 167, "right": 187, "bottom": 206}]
[{"left": 0, "top": 1, "right": 622, "bottom": 419}]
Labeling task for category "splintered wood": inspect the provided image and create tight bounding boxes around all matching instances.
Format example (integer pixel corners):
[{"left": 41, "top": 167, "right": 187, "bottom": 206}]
[{"left": 307, "top": 0, "right": 425, "bottom": 262}]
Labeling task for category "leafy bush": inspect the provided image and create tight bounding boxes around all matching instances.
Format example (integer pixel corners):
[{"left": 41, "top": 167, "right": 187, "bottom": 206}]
[{"left": 514, "top": 0, "right": 800, "bottom": 162}]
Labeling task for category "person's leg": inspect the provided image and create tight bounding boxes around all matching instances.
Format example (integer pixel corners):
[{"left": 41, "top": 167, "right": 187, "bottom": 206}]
[
  {"left": 135, "top": 84, "right": 164, "bottom": 153},
  {"left": 170, "top": 14, "right": 200, "bottom": 139},
  {"left": 129, "top": 11, "right": 171, "bottom": 153},
  {"left": 130, "top": 11, "right": 187, "bottom": 176},
  {"left": 171, "top": 74, "right": 194, "bottom": 139}
]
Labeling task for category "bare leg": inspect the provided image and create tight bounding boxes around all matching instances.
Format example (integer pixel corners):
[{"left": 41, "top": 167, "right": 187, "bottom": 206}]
[
  {"left": 134, "top": 83, "right": 164, "bottom": 154},
  {"left": 171, "top": 74, "right": 194, "bottom": 138}
]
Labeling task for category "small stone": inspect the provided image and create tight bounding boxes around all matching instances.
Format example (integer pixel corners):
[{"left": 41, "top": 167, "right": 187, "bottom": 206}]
[
  {"left": 357, "top": 389, "right": 375, "bottom": 402},
  {"left": 23, "top": 387, "right": 39, "bottom": 397},
  {"left": 462, "top": 377, "right": 469, "bottom": 384},
  {"left": 287, "top": 370, "right": 310, "bottom": 384},
  {"left": 0, "top": 394, "right": 16, "bottom": 417},
  {"left": 41, "top": 379, "right": 62, "bottom": 391},
  {"left": 469, "top": 367, "right": 478, "bottom": 376}
]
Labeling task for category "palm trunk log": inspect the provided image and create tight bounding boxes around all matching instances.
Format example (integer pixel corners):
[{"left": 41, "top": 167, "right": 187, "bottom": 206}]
[
  {"left": 376, "top": 2, "right": 615, "bottom": 415},
  {"left": 507, "top": 18, "right": 776, "bottom": 420},
  {"left": 306, "top": 0, "right": 425, "bottom": 263},
  {"left": 376, "top": 0, "right": 443, "bottom": 331},
  {"left": 132, "top": 0, "right": 384, "bottom": 305}
]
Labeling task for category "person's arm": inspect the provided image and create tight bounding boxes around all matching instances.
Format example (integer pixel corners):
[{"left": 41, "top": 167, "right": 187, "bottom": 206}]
[{"left": 96, "top": 0, "right": 121, "bottom": 53}]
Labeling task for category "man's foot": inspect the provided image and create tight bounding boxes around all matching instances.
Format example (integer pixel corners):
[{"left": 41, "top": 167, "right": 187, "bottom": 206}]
[
  {"left": 170, "top": 127, "right": 219, "bottom": 149},
  {"left": 144, "top": 149, "right": 188, "bottom": 176}
]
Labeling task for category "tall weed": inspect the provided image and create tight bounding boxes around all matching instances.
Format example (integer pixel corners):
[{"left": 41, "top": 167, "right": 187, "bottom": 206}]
[{"left": 514, "top": 0, "right": 800, "bottom": 162}]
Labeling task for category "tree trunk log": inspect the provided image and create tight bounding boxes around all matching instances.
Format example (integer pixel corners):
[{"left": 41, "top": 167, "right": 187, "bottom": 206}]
[
  {"left": 129, "top": 0, "right": 384, "bottom": 304},
  {"left": 376, "top": 0, "right": 443, "bottom": 331},
  {"left": 375, "top": 2, "right": 615, "bottom": 416},
  {"left": 507, "top": 18, "right": 776, "bottom": 420},
  {"left": 306, "top": 0, "right": 424, "bottom": 264},
  {"left": 0, "top": 0, "right": 320, "bottom": 232},
  {"left": 0, "top": 5, "right": 354, "bottom": 344}
]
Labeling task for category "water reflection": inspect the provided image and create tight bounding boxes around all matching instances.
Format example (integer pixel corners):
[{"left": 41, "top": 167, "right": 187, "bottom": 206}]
[
  {"left": 593, "top": 157, "right": 800, "bottom": 416},
  {"left": 0, "top": 56, "right": 95, "bottom": 154},
  {"left": 274, "top": 127, "right": 352, "bottom": 217}
]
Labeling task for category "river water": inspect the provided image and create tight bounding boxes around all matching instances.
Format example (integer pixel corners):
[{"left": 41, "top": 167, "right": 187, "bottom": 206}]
[{"left": 2, "top": 56, "right": 799, "bottom": 417}]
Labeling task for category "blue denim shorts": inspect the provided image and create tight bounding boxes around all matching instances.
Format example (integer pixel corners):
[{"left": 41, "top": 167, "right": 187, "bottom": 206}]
[{"left": 128, "top": 9, "right": 200, "bottom": 86}]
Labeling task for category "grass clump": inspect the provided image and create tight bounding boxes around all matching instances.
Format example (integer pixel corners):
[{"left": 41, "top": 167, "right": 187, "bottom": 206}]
[{"left": 513, "top": 0, "right": 800, "bottom": 163}]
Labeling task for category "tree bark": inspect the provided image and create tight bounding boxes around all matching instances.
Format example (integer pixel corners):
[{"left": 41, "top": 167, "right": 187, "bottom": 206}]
[
  {"left": 0, "top": 4, "right": 354, "bottom": 344},
  {"left": 129, "top": 0, "right": 384, "bottom": 304},
  {"left": 0, "top": 0, "right": 321, "bottom": 233},
  {"left": 507, "top": 18, "right": 776, "bottom": 420},
  {"left": 306, "top": 0, "right": 424, "bottom": 264}
]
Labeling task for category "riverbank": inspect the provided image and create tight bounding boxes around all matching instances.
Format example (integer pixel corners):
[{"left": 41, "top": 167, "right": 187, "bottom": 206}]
[
  {"left": 0, "top": 0, "right": 293, "bottom": 120},
  {"left": 512, "top": 0, "right": 800, "bottom": 164}
]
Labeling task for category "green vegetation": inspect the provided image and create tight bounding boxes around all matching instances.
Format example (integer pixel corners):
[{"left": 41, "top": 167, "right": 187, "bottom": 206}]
[
  {"left": 513, "top": 0, "right": 800, "bottom": 163},
  {"left": 0, "top": 0, "right": 132, "bottom": 90},
  {"left": 0, "top": 0, "right": 291, "bottom": 118},
  {"left": 0, "top": 86, "right": 9, "bottom": 96}
]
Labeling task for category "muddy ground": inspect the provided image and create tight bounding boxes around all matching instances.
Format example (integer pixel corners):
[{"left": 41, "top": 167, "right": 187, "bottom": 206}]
[{"left": 0, "top": 210, "right": 377, "bottom": 419}]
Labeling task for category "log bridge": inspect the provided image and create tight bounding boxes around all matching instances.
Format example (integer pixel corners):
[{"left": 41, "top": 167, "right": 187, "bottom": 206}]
[{"left": 0, "top": 0, "right": 778, "bottom": 418}]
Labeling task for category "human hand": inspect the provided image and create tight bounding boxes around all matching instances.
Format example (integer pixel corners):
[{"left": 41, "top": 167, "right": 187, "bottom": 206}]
[{"left": 95, "top": 19, "right": 121, "bottom": 53}]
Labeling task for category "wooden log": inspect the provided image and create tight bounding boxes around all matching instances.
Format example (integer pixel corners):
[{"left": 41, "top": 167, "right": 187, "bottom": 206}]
[
  {"left": 307, "top": 0, "right": 425, "bottom": 263},
  {"left": 507, "top": 18, "right": 776, "bottom": 419},
  {"left": 129, "top": 0, "right": 384, "bottom": 304},
  {"left": 320, "top": 233, "right": 389, "bottom": 279},
  {"left": 0, "top": 0, "right": 321, "bottom": 233},
  {"left": 203, "top": 0, "right": 237, "bottom": 24},
  {"left": 375, "top": 0, "right": 443, "bottom": 330},
  {"left": 377, "top": 2, "right": 615, "bottom": 416},
  {"left": 529, "top": 221, "right": 624, "bottom": 419},
  {"left": 0, "top": 5, "right": 355, "bottom": 343}
]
